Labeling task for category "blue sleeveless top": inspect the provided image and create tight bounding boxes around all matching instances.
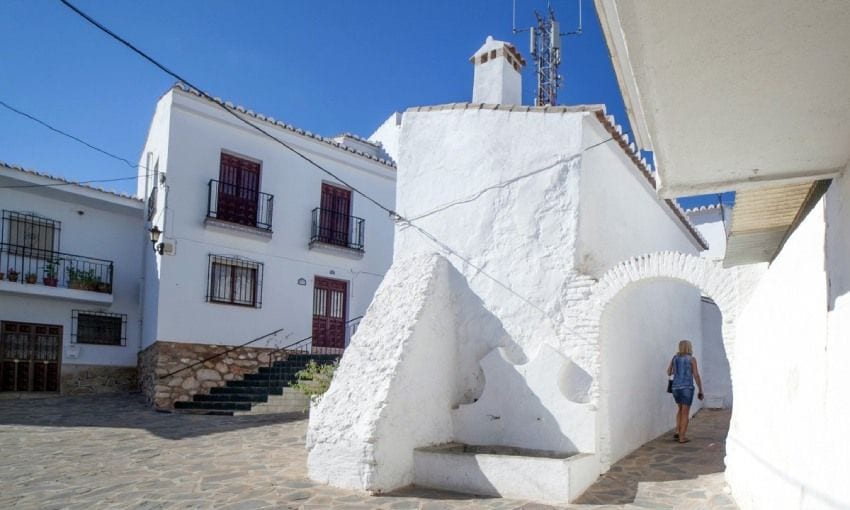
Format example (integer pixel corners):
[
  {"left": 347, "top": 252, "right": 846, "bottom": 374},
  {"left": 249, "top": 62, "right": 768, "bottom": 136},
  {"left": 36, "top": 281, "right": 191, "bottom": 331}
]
[{"left": 671, "top": 354, "right": 694, "bottom": 390}]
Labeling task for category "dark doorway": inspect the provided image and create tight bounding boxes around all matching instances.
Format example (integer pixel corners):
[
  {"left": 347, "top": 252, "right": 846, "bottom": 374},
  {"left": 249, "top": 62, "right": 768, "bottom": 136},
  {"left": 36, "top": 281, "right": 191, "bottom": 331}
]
[
  {"left": 318, "top": 183, "right": 352, "bottom": 246},
  {"left": 0, "top": 321, "right": 61, "bottom": 392},
  {"left": 218, "top": 153, "right": 261, "bottom": 227},
  {"left": 312, "top": 277, "right": 348, "bottom": 352}
]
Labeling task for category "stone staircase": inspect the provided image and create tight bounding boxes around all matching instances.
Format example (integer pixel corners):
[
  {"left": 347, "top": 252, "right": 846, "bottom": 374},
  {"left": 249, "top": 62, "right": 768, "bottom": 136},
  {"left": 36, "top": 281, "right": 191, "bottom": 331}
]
[{"left": 173, "top": 353, "right": 339, "bottom": 416}]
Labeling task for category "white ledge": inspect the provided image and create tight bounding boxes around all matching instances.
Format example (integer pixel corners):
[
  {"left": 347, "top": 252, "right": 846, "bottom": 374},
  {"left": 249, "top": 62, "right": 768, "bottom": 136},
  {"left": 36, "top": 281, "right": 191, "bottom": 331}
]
[
  {"left": 0, "top": 280, "right": 113, "bottom": 305},
  {"left": 204, "top": 217, "right": 273, "bottom": 241}
]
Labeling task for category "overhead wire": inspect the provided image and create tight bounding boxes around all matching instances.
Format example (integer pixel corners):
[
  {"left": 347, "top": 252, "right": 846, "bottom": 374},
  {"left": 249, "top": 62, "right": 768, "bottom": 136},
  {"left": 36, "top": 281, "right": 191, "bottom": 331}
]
[{"left": 56, "top": 0, "right": 631, "bottom": 346}]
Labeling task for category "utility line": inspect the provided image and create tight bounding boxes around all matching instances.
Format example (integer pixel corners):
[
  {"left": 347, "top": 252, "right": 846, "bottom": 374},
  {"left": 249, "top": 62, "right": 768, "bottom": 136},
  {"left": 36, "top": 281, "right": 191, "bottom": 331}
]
[
  {"left": 56, "top": 0, "right": 628, "bottom": 346},
  {"left": 0, "top": 99, "right": 139, "bottom": 169},
  {"left": 58, "top": 0, "right": 401, "bottom": 222}
]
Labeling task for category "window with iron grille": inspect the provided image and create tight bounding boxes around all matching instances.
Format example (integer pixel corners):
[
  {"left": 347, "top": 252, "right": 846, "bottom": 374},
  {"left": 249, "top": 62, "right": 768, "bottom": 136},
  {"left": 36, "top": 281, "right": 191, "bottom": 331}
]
[
  {"left": 2, "top": 210, "right": 60, "bottom": 259},
  {"left": 206, "top": 255, "right": 263, "bottom": 308},
  {"left": 72, "top": 311, "right": 126, "bottom": 346}
]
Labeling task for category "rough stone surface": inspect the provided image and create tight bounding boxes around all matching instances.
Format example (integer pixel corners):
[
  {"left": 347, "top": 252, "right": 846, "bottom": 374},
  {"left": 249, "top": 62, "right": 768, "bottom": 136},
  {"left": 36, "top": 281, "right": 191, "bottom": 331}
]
[
  {"left": 0, "top": 394, "right": 737, "bottom": 509},
  {"left": 59, "top": 364, "right": 138, "bottom": 396},
  {"left": 138, "top": 341, "right": 277, "bottom": 409}
]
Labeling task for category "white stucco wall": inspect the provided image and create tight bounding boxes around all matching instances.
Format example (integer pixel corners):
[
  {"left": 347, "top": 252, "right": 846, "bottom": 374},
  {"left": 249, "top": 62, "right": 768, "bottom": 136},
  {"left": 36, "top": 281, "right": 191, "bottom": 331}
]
[
  {"left": 686, "top": 205, "right": 730, "bottom": 261},
  {"left": 395, "top": 107, "right": 584, "bottom": 358},
  {"left": 308, "top": 253, "right": 514, "bottom": 492},
  {"left": 368, "top": 112, "right": 402, "bottom": 164},
  {"left": 577, "top": 116, "right": 702, "bottom": 279},
  {"left": 599, "top": 280, "right": 703, "bottom": 462},
  {"left": 726, "top": 169, "right": 850, "bottom": 510},
  {"left": 0, "top": 178, "right": 144, "bottom": 368},
  {"left": 471, "top": 38, "right": 522, "bottom": 106},
  {"left": 700, "top": 298, "right": 732, "bottom": 408},
  {"left": 140, "top": 88, "right": 396, "bottom": 348}
]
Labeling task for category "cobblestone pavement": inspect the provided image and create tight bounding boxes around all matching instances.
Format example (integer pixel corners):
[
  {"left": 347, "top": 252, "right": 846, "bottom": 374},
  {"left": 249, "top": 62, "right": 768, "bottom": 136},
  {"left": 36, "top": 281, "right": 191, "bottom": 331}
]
[{"left": 0, "top": 394, "right": 737, "bottom": 509}]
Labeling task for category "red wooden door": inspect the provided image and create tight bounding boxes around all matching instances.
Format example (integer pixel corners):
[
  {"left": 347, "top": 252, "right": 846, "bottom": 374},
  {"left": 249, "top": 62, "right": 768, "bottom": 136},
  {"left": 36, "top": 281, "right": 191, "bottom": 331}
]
[
  {"left": 0, "top": 322, "right": 61, "bottom": 392},
  {"left": 312, "top": 277, "right": 348, "bottom": 351},
  {"left": 320, "top": 183, "right": 351, "bottom": 246},
  {"left": 218, "top": 153, "right": 260, "bottom": 227}
]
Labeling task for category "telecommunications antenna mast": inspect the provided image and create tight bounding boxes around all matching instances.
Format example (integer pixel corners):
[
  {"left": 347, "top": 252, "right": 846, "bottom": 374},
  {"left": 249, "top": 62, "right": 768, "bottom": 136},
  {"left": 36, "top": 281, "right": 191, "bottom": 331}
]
[{"left": 513, "top": 0, "right": 583, "bottom": 106}]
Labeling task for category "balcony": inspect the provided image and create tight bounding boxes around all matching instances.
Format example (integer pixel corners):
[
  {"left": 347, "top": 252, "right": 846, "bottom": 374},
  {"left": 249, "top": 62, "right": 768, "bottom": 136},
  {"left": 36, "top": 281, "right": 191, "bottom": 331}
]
[
  {"left": 205, "top": 179, "right": 274, "bottom": 237},
  {"left": 309, "top": 208, "right": 365, "bottom": 257},
  {"left": 0, "top": 243, "right": 114, "bottom": 304}
]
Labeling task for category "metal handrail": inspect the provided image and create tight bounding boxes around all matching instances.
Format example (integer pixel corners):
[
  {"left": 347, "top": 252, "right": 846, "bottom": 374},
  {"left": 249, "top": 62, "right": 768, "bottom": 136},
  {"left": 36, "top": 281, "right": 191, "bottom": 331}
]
[
  {"left": 263, "top": 316, "right": 363, "bottom": 392},
  {"left": 159, "top": 327, "right": 285, "bottom": 379},
  {"left": 310, "top": 207, "right": 365, "bottom": 251},
  {"left": 207, "top": 179, "right": 274, "bottom": 231},
  {"left": 0, "top": 242, "right": 114, "bottom": 293}
]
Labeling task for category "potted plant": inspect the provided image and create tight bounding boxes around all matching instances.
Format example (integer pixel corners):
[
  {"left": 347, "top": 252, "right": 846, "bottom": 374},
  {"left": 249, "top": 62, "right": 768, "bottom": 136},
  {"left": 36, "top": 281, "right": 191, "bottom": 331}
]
[
  {"left": 43, "top": 259, "right": 60, "bottom": 287},
  {"left": 67, "top": 267, "right": 91, "bottom": 290},
  {"left": 24, "top": 272, "right": 38, "bottom": 284},
  {"left": 95, "top": 280, "right": 111, "bottom": 293},
  {"left": 7, "top": 268, "right": 18, "bottom": 282}
]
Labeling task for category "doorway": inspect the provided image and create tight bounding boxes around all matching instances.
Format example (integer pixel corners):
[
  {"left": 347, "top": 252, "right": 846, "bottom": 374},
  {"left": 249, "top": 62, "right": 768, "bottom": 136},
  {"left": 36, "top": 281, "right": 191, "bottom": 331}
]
[
  {"left": 0, "top": 321, "right": 62, "bottom": 392},
  {"left": 312, "top": 277, "right": 348, "bottom": 353}
]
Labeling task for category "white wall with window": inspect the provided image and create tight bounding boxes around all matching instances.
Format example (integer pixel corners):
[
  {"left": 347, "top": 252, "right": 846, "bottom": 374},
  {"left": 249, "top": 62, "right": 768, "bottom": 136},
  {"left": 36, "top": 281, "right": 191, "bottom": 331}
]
[
  {"left": 0, "top": 162, "right": 145, "bottom": 393},
  {"left": 137, "top": 86, "right": 396, "bottom": 351}
]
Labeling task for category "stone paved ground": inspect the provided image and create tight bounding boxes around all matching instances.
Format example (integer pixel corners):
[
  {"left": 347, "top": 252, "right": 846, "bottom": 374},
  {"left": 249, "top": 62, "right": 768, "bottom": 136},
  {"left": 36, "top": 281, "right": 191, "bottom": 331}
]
[{"left": 0, "top": 394, "right": 737, "bottom": 509}]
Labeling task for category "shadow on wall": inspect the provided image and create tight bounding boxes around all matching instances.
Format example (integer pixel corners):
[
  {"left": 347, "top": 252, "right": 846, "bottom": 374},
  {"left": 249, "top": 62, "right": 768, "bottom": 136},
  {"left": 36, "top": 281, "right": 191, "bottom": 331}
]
[
  {"left": 0, "top": 393, "right": 304, "bottom": 440},
  {"left": 453, "top": 344, "right": 594, "bottom": 455}
]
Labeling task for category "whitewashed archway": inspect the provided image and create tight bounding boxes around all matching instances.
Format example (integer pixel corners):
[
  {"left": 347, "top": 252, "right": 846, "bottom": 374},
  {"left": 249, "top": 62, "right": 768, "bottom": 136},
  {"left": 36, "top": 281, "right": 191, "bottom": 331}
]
[{"left": 570, "top": 251, "right": 740, "bottom": 468}]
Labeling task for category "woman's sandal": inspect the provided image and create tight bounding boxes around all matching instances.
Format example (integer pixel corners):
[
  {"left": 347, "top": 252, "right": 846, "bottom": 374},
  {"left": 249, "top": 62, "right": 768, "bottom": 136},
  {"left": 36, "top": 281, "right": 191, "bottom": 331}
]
[{"left": 678, "top": 438, "right": 691, "bottom": 443}]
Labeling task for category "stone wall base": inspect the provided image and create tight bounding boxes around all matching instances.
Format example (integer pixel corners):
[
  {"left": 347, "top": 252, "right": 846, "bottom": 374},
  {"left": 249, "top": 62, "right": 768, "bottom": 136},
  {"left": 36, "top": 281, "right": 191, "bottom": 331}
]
[
  {"left": 61, "top": 364, "right": 138, "bottom": 395},
  {"left": 138, "top": 341, "right": 277, "bottom": 410}
]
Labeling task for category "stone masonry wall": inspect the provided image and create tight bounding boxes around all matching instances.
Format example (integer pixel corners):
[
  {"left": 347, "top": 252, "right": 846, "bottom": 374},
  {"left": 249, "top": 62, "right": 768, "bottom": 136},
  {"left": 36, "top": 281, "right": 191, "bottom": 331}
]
[
  {"left": 61, "top": 364, "right": 138, "bottom": 395},
  {"left": 138, "top": 341, "right": 276, "bottom": 409}
]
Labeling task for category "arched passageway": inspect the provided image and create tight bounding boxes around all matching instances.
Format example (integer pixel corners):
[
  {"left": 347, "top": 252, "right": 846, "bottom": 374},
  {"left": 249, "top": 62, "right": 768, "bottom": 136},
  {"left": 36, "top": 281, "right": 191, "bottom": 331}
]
[{"left": 571, "top": 251, "right": 739, "bottom": 468}]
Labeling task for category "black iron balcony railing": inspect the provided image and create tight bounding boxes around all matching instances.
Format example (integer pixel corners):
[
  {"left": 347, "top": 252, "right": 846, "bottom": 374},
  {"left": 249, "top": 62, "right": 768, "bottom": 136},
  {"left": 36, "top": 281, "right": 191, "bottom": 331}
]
[
  {"left": 207, "top": 179, "right": 274, "bottom": 232},
  {"left": 310, "top": 208, "right": 365, "bottom": 252},
  {"left": 0, "top": 243, "right": 114, "bottom": 294}
]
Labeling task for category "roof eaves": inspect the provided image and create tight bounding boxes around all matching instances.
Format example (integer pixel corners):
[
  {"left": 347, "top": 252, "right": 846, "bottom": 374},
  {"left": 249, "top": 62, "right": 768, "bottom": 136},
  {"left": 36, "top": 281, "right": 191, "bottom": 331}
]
[
  {"left": 0, "top": 160, "right": 142, "bottom": 203},
  {"left": 173, "top": 83, "right": 396, "bottom": 169}
]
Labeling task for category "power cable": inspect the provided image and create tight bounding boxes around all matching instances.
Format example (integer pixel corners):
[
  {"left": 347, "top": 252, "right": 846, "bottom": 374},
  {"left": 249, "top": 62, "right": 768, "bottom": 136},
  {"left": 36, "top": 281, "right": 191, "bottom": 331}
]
[
  {"left": 0, "top": 99, "right": 139, "bottom": 169},
  {"left": 58, "top": 0, "right": 401, "bottom": 221},
  {"left": 56, "top": 0, "right": 630, "bottom": 347}
]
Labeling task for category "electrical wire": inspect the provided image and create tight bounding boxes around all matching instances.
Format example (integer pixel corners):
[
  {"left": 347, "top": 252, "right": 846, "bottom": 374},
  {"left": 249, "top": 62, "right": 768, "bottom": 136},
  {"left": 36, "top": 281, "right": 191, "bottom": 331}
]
[
  {"left": 58, "top": 0, "right": 401, "bottom": 221},
  {"left": 0, "top": 99, "right": 139, "bottom": 169},
  {"left": 55, "top": 0, "right": 629, "bottom": 346}
]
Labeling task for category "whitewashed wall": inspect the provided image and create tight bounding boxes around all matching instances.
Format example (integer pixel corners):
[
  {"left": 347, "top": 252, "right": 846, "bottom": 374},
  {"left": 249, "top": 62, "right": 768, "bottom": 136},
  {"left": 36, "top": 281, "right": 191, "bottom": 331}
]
[
  {"left": 394, "top": 107, "right": 585, "bottom": 356},
  {"left": 0, "top": 181, "right": 144, "bottom": 367},
  {"left": 600, "top": 280, "right": 703, "bottom": 462},
  {"left": 140, "top": 89, "right": 396, "bottom": 348},
  {"left": 700, "top": 299, "right": 732, "bottom": 408},
  {"left": 726, "top": 168, "right": 850, "bottom": 510},
  {"left": 686, "top": 205, "right": 729, "bottom": 261}
]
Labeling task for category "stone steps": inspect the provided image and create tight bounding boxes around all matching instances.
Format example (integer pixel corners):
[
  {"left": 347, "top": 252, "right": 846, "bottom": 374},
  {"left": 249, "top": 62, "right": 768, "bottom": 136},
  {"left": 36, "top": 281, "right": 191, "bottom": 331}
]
[{"left": 173, "top": 353, "right": 337, "bottom": 416}]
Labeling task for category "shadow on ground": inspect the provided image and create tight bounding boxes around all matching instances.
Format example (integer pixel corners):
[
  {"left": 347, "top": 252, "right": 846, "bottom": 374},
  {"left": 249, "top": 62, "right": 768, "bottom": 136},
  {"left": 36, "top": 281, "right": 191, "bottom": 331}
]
[
  {"left": 574, "top": 408, "right": 731, "bottom": 505},
  {"left": 0, "top": 393, "right": 306, "bottom": 440}
]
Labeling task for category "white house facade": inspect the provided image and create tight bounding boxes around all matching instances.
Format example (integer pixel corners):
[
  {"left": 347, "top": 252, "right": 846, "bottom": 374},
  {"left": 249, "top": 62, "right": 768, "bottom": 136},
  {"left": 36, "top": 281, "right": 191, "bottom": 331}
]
[
  {"left": 136, "top": 85, "right": 397, "bottom": 409},
  {"left": 0, "top": 161, "right": 144, "bottom": 395}
]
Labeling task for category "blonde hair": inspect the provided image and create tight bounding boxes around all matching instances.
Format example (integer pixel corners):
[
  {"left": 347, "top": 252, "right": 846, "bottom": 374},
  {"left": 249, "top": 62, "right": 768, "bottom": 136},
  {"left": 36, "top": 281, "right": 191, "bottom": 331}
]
[{"left": 678, "top": 340, "right": 693, "bottom": 356}]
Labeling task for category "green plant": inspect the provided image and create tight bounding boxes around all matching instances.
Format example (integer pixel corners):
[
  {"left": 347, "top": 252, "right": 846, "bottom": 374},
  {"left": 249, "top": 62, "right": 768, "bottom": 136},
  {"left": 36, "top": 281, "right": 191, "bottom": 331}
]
[
  {"left": 43, "top": 259, "right": 60, "bottom": 278},
  {"left": 67, "top": 267, "right": 98, "bottom": 290},
  {"left": 291, "top": 360, "right": 338, "bottom": 397}
]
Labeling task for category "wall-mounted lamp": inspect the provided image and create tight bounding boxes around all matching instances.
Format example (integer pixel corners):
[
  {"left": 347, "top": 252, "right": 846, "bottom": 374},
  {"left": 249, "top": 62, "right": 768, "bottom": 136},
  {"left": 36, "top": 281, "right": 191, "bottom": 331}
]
[
  {"left": 149, "top": 226, "right": 164, "bottom": 255},
  {"left": 297, "top": 277, "right": 307, "bottom": 286}
]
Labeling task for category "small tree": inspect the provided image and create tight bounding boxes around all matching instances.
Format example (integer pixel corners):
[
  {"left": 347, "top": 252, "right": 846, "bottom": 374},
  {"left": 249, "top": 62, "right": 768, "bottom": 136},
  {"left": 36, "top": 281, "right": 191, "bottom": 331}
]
[{"left": 291, "top": 359, "right": 337, "bottom": 397}]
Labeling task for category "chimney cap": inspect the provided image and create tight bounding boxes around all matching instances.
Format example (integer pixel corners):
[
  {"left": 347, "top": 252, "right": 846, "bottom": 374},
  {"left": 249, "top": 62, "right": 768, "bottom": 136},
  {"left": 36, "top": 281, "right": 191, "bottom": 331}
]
[{"left": 469, "top": 36, "right": 527, "bottom": 67}]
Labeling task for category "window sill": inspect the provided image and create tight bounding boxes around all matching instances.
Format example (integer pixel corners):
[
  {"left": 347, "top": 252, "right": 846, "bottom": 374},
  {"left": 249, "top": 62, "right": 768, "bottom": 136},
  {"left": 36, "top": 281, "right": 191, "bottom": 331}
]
[
  {"left": 204, "top": 217, "right": 273, "bottom": 241},
  {"left": 308, "top": 240, "right": 365, "bottom": 260}
]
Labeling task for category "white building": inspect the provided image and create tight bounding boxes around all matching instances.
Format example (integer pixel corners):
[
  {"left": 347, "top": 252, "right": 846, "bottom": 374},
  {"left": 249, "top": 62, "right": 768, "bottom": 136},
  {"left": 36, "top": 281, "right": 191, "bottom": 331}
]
[
  {"left": 0, "top": 161, "right": 144, "bottom": 395},
  {"left": 308, "top": 37, "right": 729, "bottom": 503},
  {"left": 136, "top": 85, "right": 397, "bottom": 409},
  {"left": 594, "top": 2, "right": 850, "bottom": 508}
]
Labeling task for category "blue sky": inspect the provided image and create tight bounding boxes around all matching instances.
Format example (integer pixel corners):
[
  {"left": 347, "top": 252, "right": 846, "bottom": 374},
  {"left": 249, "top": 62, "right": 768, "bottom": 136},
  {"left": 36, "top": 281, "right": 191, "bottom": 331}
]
[{"left": 1, "top": 0, "right": 723, "bottom": 208}]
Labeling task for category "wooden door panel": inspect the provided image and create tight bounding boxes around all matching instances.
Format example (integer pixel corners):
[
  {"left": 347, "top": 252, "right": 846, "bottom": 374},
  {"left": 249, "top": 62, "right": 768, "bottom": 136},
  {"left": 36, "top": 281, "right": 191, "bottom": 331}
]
[
  {"left": 320, "top": 184, "right": 351, "bottom": 246},
  {"left": 312, "top": 277, "right": 348, "bottom": 350},
  {"left": 219, "top": 153, "right": 261, "bottom": 227},
  {"left": 0, "top": 322, "right": 61, "bottom": 392}
]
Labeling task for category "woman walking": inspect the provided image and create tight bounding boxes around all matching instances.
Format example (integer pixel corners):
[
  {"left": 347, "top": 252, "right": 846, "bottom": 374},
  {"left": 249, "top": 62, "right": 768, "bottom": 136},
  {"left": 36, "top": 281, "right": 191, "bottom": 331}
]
[{"left": 667, "top": 340, "right": 703, "bottom": 443}]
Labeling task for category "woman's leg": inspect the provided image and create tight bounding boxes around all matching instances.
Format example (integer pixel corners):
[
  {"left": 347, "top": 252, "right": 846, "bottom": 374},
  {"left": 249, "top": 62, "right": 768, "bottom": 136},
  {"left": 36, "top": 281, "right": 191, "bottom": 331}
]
[
  {"left": 679, "top": 404, "right": 691, "bottom": 442},
  {"left": 676, "top": 404, "right": 684, "bottom": 437}
]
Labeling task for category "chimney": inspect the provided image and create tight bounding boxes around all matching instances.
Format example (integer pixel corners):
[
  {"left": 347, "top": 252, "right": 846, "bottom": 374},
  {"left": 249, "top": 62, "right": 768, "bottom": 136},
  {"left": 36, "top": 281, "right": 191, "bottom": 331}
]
[{"left": 470, "top": 36, "right": 526, "bottom": 105}]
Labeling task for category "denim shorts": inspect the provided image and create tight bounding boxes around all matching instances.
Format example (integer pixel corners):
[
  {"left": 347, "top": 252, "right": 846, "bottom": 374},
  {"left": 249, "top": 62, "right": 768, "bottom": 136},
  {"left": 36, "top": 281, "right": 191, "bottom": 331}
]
[{"left": 672, "top": 387, "right": 694, "bottom": 405}]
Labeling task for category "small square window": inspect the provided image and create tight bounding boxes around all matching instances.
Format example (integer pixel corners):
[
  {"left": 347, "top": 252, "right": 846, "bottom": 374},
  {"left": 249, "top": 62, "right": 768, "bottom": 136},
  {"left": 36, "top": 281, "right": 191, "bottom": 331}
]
[
  {"left": 73, "top": 311, "right": 126, "bottom": 346},
  {"left": 207, "top": 255, "right": 263, "bottom": 308}
]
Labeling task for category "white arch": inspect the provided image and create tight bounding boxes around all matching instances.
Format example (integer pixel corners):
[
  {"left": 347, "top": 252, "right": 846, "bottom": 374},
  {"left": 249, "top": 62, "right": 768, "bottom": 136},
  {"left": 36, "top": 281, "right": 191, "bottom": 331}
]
[{"left": 571, "top": 251, "right": 740, "bottom": 468}]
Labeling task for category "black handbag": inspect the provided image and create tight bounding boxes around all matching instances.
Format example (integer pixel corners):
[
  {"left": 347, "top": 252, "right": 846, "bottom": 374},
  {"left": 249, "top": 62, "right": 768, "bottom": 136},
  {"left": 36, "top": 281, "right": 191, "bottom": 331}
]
[{"left": 667, "top": 379, "right": 673, "bottom": 393}]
